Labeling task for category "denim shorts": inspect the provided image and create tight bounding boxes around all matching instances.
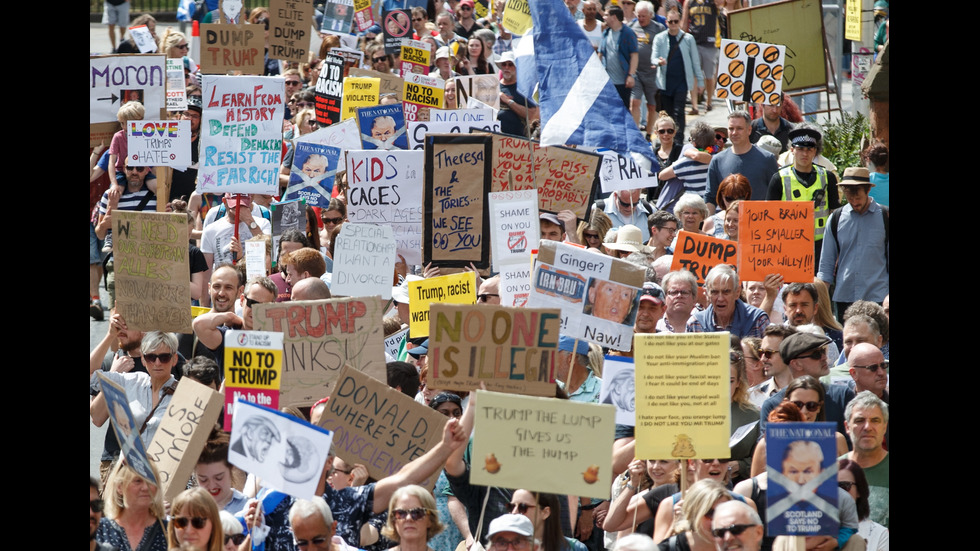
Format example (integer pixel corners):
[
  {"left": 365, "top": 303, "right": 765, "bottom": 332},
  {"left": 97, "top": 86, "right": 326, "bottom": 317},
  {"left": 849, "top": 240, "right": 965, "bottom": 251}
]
[{"left": 90, "top": 222, "right": 105, "bottom": 264}]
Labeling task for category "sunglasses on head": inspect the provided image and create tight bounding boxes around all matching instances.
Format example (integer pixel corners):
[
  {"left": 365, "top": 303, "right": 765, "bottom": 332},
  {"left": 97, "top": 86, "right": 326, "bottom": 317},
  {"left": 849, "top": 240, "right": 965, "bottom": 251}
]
[
  {"left": 790, "top": 400, "right": 822, "bottom": 412},
  {"left": 510, "top": 502, "right": 536, "bottom": 514},
  {"left": 711, "top": 524, "right": 757, "bottom": 539},
  {"left": 143, "top": 352, "right": 174, "bottom": 364},
  {"left": 393, "top": 507, "right": 429, "bottom": 521},
  {"left": 90, "top": 499, "right": 104, "bottom": 513},
  {"left": 173, "top": 516, "right": 208, "bottom": 529},
  {"left": 225, "top": 534, "right": 247, "bottom": 545}
]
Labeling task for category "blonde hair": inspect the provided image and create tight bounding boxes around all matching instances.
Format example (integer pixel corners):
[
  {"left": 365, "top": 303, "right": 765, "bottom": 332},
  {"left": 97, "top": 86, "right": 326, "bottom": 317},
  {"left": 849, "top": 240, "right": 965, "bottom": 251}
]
[
  {"left": 811, "top": 280, "right": 842, "bottom": 330},
  {"left": 160, "top": 29, "right": 189, "bottom": 58},
  {"left": 381, "top": 485, "right": 445, "bottom": 541},
  {"left": 671, "top": 479, "right": 730, "bottom": 542},
  {"left": 103, "top": 460, "right": 166, "bottom": 521},
  {"left": 167, "top": 487, "right": 224, "bottom": 551},
  {"left": 117, "top": 100, "right": 145, "bottom": 122}
]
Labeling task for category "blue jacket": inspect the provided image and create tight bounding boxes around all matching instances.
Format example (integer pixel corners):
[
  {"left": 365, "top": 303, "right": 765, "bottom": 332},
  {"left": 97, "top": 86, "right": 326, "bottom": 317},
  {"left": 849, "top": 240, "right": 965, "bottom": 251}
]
[
  {"left": 651, "top": 29, "right": 705, "bottom": 92},
  {"left": 690, "top": 299, "right": 767, "bottom": 338},
  {"left": 599, "top": 24, "right": 639, "bottom": 80}
]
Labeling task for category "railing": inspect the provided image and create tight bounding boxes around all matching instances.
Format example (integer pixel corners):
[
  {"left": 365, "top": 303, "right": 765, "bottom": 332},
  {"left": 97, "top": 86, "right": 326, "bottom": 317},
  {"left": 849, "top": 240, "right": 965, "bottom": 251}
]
[{"left": 90, "top": 1, "right": 275, "bottom": 19}]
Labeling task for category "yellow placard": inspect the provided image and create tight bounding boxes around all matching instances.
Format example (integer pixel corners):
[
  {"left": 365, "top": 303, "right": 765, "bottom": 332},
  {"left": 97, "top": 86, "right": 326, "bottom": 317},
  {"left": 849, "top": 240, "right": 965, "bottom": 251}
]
[
  {"left": 400, "top": 44, "right": 430, "bottom": 67},
  {"left": 502, "top": 0, "right": 532, "bottom": 35},
  {"left": 844, "top": 0, "right": 862, "bottom": 42},
  {"left": 470, "top": 390, "right": 616, "bottom": 499},
  {"left": 633, "top": 332, "right": 730, "bottom": 460},
  {"left": 342, "top": 77, "right": 381, "bottom": 120},
  {"left": 408, "top": 272, "right": 477, "bottom": 337}
]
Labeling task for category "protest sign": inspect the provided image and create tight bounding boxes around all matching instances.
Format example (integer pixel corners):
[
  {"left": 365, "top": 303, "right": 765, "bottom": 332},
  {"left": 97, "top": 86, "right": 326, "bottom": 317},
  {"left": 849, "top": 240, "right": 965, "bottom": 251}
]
[
  {"left": 400, "top": 40, "right": 431, "bottom": 78},
  {"left": 284, "top": 139, "right": 343, "bottom": 206},
  {"left": 165, "top": 58, "right": 188, "bottom": 112},
  {"left": 127, "top": 119, "right": 191, "bottom": 167},
  {"left": 487, "top": 133, "right": 600, "bottom": 220},
  {"left": 349, "top": 68, "right": 404, "bottom": 100},
  {"left": 321, "top": 365, "right": 447, "bottom": 489},
  {"left": 470, "top": 390, "right": 616, "bottom": 499},
  {"left": 455, "top": 74, "right": 501, "bottom": 109},
  {"left": 633, "top": 332, "right": 730, "bottom": 459},
  {"left": 342, "top": 77, "right": 381, "bottom": 120},
  {"left": 199, "top": 75, "right": 284, "bottom": 195},
  {"left": 303, "top": 118, "right": 364, "bottom": 159},
  {"left": 502, "top": 0, "right": 532, "bottom": 35},
  {"left": 738, "top": 200, "right": 814, "bottom": 282},
  {"left": 357, "top": 104, "right": 409, "bottom": 150},
  {"left": 130, "top": 24, "right": 157, "bottom": 53},
  {"left": 346, "top": 149, "right": 424, "bottom": 265},
  {"left": 407, "top": 119, "right": 500, "bottom": 151},
  {"left": 488, "top": 190, "right": 539, "bottom": 272},
  {"left": 270, "top": 198, "right": 306, "bottom": 265},
  {"left": 593, "top": 148, "right": 659, "bottom": 194},
  {"left": 321, "top": 0, "right": 355, "bottom": 33},
  {"left": 230, "top": 399, "right": 335, "bottom": 498},
  {"left": 716, "top": 39, "right": 787, "bottom": 105},
  {"left": 408, "top": 272, "right": 477, "bottom": 337},
  {"left": 383, "top": 9, "right": 413, "bottom": 54},
  {"left": 670, "top": 230, "right": 738, "bottom": 285},
  {"left": 766, "top": 422, "right": 839, "bottom": 536},
  {"left": 199, "top": 22, "right": 264, "bottom": 74},
  {"left": 97, "top": 372, "right": 159, "bottom": 486},
  {"left": 112, "top": 211, "right": 191, "bottom": 333},
  {"left": 332, "top": 223, "right": 396, "bottom": 299},
  {"left": 245, "top": 239, "right": 267, "bottom": 279},
  {"left": 600, "top": 356, "right": 636, "bottom": 426},
  {"left": 498, "top": 262, "right": 533, "bottom": 308},
  {"left": 402, "top": 73, "right": 444, "bottom": 122},
  {"left": 428, "top": 303, "right": 561, "bottom": 396},
  {"left": 253, "top": 296, "right": 387, "bottom": 407},
  {"left": 728, "top": 0, "right": 823, "bottom": 91},
  {"left": 270, "top": 0, "right": 314, "bottom": 63},
  {"left": 430, "top": 108, "right": 495, "bottom": 122},
  {"left": 528, "top": 241, "right": 644, "bottom": 351},
  {"left": 333, "top": 47, "right": 365, "bottom": 77},
  {"left": 424, "top": 134, "right": 493, "bottom": 268},
  {"left": 354, "top": 0, "right": 375, "bottom": 31},
  {"left": 385, "top": 326, "right": 409, "bottom": 359},
  {"left": 315, "top": 54, "right": 345, "bottom": 127},
  {"left": 222, "top": 330, "right": 284, "bottom": 431},
  {"left": 90, "top": 54, "right": 166, "bottom": 144},
  {"left": 145, "top": 378, "right": 224, "bottom": 500}
]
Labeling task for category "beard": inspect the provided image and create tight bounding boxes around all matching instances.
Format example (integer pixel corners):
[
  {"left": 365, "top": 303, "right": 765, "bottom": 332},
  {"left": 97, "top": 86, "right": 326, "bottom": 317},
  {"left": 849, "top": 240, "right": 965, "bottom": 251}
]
[{"left": 118, "top": 339, "right": 141, "bottom": 353}]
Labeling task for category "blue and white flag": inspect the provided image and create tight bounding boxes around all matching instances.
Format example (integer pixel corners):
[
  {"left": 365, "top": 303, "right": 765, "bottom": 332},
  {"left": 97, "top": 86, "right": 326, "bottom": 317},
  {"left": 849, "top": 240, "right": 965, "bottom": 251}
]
[{"left": 528, "top": 0, "right": 657, "bottom": 167}]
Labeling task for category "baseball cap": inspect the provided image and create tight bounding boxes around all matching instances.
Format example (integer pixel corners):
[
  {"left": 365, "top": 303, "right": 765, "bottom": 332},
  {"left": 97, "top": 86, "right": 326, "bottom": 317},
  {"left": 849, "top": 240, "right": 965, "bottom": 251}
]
[
  {"left": 224, "top": 193, "right": 252, "bottom": 207},
  {"left": 639, "top": 282, "right": 665, "bottom": 305},
  {"left": 498, "top": 51, "right": 516, "bottom": 65},
  {"left": 540, "top": 212, "right": 562, "bottom": 227},
  {"left": 558, "top": 335, "right": 590, "bottom": 356},
  {"left": 487, "top": 514, "right": 534, "bottom": 539}
]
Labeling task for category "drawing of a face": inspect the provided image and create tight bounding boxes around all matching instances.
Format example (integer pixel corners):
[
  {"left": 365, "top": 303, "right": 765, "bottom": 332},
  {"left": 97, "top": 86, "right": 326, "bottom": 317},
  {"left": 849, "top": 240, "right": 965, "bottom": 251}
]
[
  {"left": 222, "top": 0, "right": 243, "bottom": 22},
  {"left": 371, "top": 117, "right": 397, "bottom": 142}
]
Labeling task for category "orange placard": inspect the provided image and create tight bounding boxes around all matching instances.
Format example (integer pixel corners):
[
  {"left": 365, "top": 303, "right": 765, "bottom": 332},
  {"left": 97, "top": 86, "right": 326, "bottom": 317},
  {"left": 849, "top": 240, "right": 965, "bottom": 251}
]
[
  {"left": 670, "top": 231, "right": 738, "bottom": 285},
  {"left": 737, "top": 201, "right": 814, "bottom": 283}
]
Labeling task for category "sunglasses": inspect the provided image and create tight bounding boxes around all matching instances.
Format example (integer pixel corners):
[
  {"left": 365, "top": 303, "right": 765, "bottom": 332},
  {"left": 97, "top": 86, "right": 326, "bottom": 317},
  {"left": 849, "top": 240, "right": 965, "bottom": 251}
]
[
  {"left": 225, "top": 534, "right": 247, "bottom": 545},
  {"left": 459, "top": 6, "right": 472, "bottom": 10},
  {"left": 759, "top": 348, "right": 779, "bottom": 358},
  {"left": 90, "top": 499, "right": 104, "bottom": 513},
  {"left": 705, "top": 508, "right": 716, "bottom": 520},
  {"left": 790, "top": 400, "right": 822, "bottom": 412},
  {"left": 125, "top": 165, "right": 146, "bottom": 172},
  {"left": 373, "top": 56, "right": 389, "bottom": 63},
  {"left": 295, "top": 536, "right": 329, "bottom": 548},
  {"left": 393, "top": 507, "right": 429, "bottom": 521},
  {"left": 176, "top": 43, "right": 189, "bottom": 50},
  {"left": 510, "top": 502, "right": 536, "bottom": 514},
  {"left": 500, "top": 61, "right": 515, "bottom": 67},
  {"left": 143, "top": 352, "right": 174, "bottom": 364},
  {"left": 256, "top": 18, "right": 270, "bottom": 30},
  {"left": 173, "top": 516, "right": 208, "bottom": 529},
  {"left": 711, "top": 524, "right": 756, "bottom": 539},
  {"left": 666, "top": 289, "right": 692, "bottom": 297},
  {"left": 658, "top": 128, "right": 675, "bottom": 134},
  {"left": 583, "top": 232, "right": 600, "bottom": 240},
  {"left": 667, "top": 19, "right": 680, "bottom": 24},
  {"left": 295, "top": 102, "right": 314, "bottom": 108},
  {"left": 286, "top": 80, "right": 302, "bottom": 86},
  {"left": 730, "top": 351, "right": 743, "bottom": 363},
  {"left": 322, "top": 216, "right": 343, "bottom": 224},
  {"left": 837, "top": 481, "right": 856, "bottom": 492},
  {"left": 716, "top": 134, "right": 726, "bottom": 140},
  {"left": 329, "top": 467, "right": 352, "bottom": 476},
  {"left": 413, "top": 17, "right": 425, "bottom": 22},
  {"left": 477, "top": 293, "right": 500, "bottom": 302},
  {"left": 852, "top": 361, "right": 887, "bottom": 373},
  {"left": 799, "top": 347, "right": 827, "bottom": 360},
  {"left": 245, "top": 297, "right": 264, "bottom": 308},
  {"left": 701, "top": 458, "right": 730, "bottom": 464},
  {"left": 306, "top": 119, "right": 319, "bottom": 126}
]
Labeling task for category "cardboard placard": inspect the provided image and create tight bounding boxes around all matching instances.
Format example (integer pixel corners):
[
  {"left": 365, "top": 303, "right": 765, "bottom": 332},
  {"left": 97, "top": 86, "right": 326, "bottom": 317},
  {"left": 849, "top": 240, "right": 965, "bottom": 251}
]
[
  {"left": 321, "top": 0, "right": 355, "bottom": 33},
  {"left": 112, "top": 211, "right": 191, "bottom": 333},
  {"left": 199, "top": 75, "right": 285, "bottom": 195},
  {"left": 230, "top": 399, "right": 335, "bottom": 498},
  {"left": 599, "top": 356, "right": 636, "bottom": 426},
  {"left": 633, "top": 332, "right": 731, "bottom": 460},
  {"left": 716, "top": 39, "right": 786, "bottom": 105},
  {"left": 402, "top": 73, "right": 444, "bottom": 122},
  {"left": 222, "top": 330, "right": 285, "bottom": 431},
  {"left": 315, "top": 54, "right": 346, "bottom": 127},
  {"left": 127, "top": 119, "right": 192, "bottom": 167},
  {"left": 383, "top": 9, "right": 413, "bottom": 54},
  {"left": 321, "top": 365, "right": 447, "bottom": 489},
  {"left": 199, "top": 24, "right": 265, "bottom": 74},
  {"left": 670, "top": 230, "right": 738, "bottom": 285},
  {"left": 145, "top": 378, "right": 224, "bottom": 500},
  {"left": 97, "top": 372, "right": 158, "bottom": 486},
  {"left": 486, "top": 132, "right": 601, "bottom": 220},
  {"left": 283, "top": 139, "right": 343, "bottom": 206},
  {"left": 738, "top": 200, "right": 814, "bottom": 283},
  {"left": 407, "top": 119, "right": 501, "bottom": 151},
  {"left": 345, "top": 149, "right": 424, "bottom": 266},
  {"left": 470, "top": 390, "right": 616, "bottom": 499},
  {"left": 90, "top": 54, "right": 167, "bottom": 145},
  {"left": 400, "top": 40, "right": 432, "bottom": 78},
  {"left": 430, "top": 108, "right": 496, "bottom": 122},
  {"left": 766, "top": 422, "right": 839, "bottom": 536},
  {"left": 728, "top": 0, "right": 826, "bottom": 90},
  {"left": 408, "top": 272, "right": 478, "bottom": 337},
  {"left": 252, "top": 296, "right": 387, "bottom": 407},
  {"left": 270, "top": 0, "right": 314, "bottom": 63},
  {"left": 342, "top": 77, "right": 381, "bottom": 120},
  {"left": 488, "top": 189, "right": 540, "bottom": 272},
  {"left": 349, "top": 68, "right": 404, "bottom": 100},
  {"left": 528, "top": 241, "right": 645, "bottom": 351},
  {"left": 357, "top": 104, "right": 409, "bottom": 150},
  {"left": 331, "top": 223, "right": 396, "bottom": 299},
  {"left": 423, "top": 134, "right": 493, "bottom": 268},
  {"left": 428, "top": 303, "right": 561, "bottom": 396},
  {"left": 455, "top": 74, "right": 501, "bottom": 109}
]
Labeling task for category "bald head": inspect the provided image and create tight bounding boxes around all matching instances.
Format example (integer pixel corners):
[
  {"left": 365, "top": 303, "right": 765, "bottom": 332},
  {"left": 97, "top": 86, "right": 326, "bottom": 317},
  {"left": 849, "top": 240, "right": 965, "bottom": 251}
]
[
  {"left": 291, "top": 277, "right": 332, "bottom": 301},
  {"left": 848, "top": 343, "right": 886, "bottom": 396}
]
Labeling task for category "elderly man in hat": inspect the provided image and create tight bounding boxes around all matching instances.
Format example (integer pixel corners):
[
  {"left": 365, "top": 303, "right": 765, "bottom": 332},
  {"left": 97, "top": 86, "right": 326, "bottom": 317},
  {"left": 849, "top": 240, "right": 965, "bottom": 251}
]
[
  {"left": 497, "top": 50, "right": 538, "bottom": 137},
  {"left": 766, "top": 123, "right": 842, "bottom": 271},
  {"left": 817, "top": 167, "right": 889, "bottom": 320},
  {"left": 486, "top": 514, "right": 537, "bottom": 551},
  {"left": 604, "top": 224, "right": 647, "bottom": 259}
]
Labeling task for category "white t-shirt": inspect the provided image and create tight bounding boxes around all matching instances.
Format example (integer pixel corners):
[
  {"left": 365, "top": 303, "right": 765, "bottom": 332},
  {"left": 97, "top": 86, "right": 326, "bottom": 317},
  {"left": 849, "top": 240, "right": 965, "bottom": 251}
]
[
  {"left": 578, "top": 20, "right": 603, "bottom": 49},
  {"left": 201, "top": 215, "right": 272, "bottom": 268}
]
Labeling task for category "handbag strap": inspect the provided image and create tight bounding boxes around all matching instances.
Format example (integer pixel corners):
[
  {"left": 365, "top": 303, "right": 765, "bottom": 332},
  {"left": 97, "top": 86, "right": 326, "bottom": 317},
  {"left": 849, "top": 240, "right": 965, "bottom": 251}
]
[{"left": 138, "top": 381, "right": 177, "bottom": 435}]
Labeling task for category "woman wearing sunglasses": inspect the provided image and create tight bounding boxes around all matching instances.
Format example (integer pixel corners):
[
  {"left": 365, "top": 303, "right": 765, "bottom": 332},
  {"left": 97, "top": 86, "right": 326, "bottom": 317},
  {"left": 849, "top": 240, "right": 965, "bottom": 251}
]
[
  {"left": 575, "top": 210, "right": 613, "bottom": 251},
  {"left": 508, "top": 490, "right": 586, "bottom": 551},
  {"left": 167, "top": 487, "right": 225, "bottom": 551},
  {"left": 219, "top": 510, "right": 249, "bottom": 551},
  {"left": 656, "top": 479, "right": 730, "bottom": 551},
  {"left": 837, "top": 460, "right": 889, "bottom": 551},
  {"left": 381, "top": 485, "right": 445, "bottom": 551},
  {"left": 97, "top": 461, "right": 169, "bottom": 551}
]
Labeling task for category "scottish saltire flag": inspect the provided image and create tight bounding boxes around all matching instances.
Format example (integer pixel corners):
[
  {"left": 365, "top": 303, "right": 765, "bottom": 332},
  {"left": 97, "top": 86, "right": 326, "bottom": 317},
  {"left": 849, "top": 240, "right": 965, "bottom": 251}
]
[
  {"left": 513, "top": 30, "right": 536, "bottom": 100},
  {"left": 528, "top": 0, "right": 657, "bottom": 167}
]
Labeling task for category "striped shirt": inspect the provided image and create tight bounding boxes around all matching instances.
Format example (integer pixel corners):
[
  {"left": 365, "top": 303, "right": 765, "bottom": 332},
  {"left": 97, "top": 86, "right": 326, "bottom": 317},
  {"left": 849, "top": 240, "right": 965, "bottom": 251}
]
[
  {"left": 672, "top": 157, "right": 710, "bottom": 197},
  {"left": 98, "top": 185, "right": 156, "bottom": 215}
]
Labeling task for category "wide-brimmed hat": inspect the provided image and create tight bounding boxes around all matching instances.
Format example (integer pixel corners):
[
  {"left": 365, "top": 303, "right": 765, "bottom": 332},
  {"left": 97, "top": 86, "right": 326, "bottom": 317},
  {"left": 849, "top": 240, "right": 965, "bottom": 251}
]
[{"left": 838, "top": 167, "right": 875, "bottom": 187}]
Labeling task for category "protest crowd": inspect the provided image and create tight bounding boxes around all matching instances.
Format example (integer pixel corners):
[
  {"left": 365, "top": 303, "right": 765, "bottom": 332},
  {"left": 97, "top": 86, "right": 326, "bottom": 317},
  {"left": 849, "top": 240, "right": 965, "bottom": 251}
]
[{"left": 91, "top": 1, "right": 889, "bottom": 551}]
